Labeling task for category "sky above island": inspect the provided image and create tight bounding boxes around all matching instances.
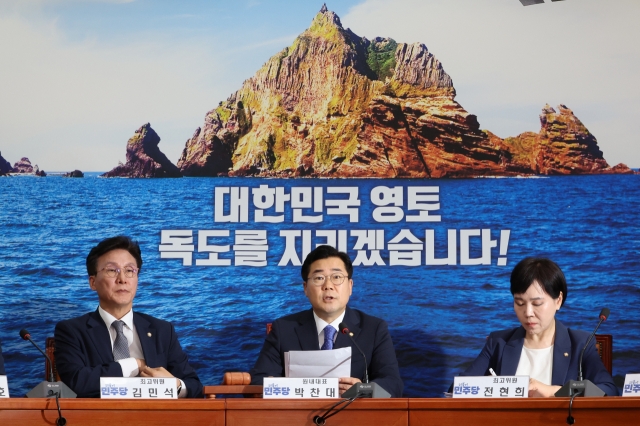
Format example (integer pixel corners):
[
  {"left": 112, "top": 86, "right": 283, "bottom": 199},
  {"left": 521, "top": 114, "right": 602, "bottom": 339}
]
[{"left": 1, "top": 0, "right": 638, "bottom": 171}]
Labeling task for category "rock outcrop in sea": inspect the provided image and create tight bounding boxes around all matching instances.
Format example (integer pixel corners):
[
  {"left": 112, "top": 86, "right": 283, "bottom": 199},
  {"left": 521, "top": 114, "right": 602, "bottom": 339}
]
[
  {"left": 0, "top": 152, "right": 12, "bottom": 175},
  {"left": 63, "top": 170, "right": 84, "bottom": 178},
  {"left": 103, "top": 123, "right": 182, "bottom": 178},
  {"left": 12, "top": 157, "right": 34, "bottom": 173},
  {"left": 494, "top": 104, "right": 633, "bottom": 175},
  {"left": 177, "top": 6, "right": 630, "bottom": 177},
  {"left": 8, "top": 157, "right": 46, "bottom": 176}
]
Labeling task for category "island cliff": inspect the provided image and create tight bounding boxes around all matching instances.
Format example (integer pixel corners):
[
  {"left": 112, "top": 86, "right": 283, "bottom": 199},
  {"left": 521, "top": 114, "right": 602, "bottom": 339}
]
[
  {"left": 0, "top": 152, "right": 12, "bottom": 175},
  {"left": 103, "top": 123, "right": 182, "bottom": 178},
  {"left": 176, "top": 6, "right": 629, "bottom": 177}
]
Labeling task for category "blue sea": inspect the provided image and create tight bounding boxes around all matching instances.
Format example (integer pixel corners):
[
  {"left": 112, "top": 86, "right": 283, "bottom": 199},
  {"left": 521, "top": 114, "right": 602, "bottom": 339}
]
[{"left": 1, "top": 174, "right": 639, "bottom": 397}]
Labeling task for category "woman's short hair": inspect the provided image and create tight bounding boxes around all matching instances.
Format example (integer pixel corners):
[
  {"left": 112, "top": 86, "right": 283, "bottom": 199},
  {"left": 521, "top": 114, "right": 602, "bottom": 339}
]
[{"left": 510, "top": 257, "right": 567, "bottom": 306}]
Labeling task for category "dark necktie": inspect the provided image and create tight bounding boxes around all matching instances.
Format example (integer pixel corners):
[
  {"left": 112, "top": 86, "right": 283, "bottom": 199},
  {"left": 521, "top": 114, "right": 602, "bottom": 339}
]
[
  {"left": 112, "top": 320, "right": 130, "bottom": 360},
  {"left": 321, "top": 325, "right": 337, "bottom": 350}
]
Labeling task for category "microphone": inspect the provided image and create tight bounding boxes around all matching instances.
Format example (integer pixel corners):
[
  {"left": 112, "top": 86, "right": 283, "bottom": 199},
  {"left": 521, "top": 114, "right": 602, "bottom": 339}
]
[
  {"left": 338, "top": 322, "right": 390, "bottom": 398},
  {"left": 578, "top": 308, "right": 609, "bottom": 381},
  {"left": 19, "top": 329, "right": 77, "bottom": 402},
  {"left": 555, "top": 308, "right": 610, "bottom": 399},
  {"left": 20, "top": 329, "right": 55, "bottom": 382},
  {"left": 311, "top": 325, "right": 377, "bottom": 425},
  {"left": 338, "top": 323, "right": 368, "bottom": 383}
]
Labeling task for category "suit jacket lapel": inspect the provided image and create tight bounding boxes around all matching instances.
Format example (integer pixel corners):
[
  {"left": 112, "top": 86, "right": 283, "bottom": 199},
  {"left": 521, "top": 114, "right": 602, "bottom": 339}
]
[
  {"left": 501, "top": 327, "right": 526, "bottom": 375},
  {"left": 86, "top": 310, "right": 114, "bottom": 364},
  {"left": 134, "top": 313, "right": 158, "bottom": 366},
  {"left": 295, "top": 309, "right": 321, "bottom": 350},
  {"left": 552, "top": 319, "right": 571, "bottom": 385},
  {"left": 335, "top": 307, "right": 359, "bottom": 349}
]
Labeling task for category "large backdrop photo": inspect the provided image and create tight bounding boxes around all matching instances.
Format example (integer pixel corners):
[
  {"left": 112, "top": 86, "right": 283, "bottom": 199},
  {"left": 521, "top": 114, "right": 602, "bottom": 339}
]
[{"left": 1, "top": 0, "right": 639, "bottom": 398}]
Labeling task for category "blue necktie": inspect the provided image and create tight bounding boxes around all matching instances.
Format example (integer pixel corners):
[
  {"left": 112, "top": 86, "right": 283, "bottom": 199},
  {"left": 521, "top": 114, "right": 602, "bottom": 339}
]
[
  {"left": 112, "top": 320, "right": 130, "bottom": 360},
  {"left": 321, "top": 325, "right": 337, "bottom": 350}
]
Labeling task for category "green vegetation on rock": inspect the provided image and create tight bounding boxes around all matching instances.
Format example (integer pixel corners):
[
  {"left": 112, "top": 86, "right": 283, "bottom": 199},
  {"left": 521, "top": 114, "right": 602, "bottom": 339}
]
[
  {"left": 307, "top": 13, "right": 344, "bottom": 44},
  {"left": 366, "top": 38, "right": 397, "bottom": 81},
  {"left": 215, "top": 105, "right": 231, "bottom": 122}
]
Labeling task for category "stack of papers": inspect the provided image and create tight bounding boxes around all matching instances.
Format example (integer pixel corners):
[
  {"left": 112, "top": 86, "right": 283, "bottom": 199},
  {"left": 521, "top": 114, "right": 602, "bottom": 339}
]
[{"left": 285, "top": 347, "right": 352, "bottom": 378}]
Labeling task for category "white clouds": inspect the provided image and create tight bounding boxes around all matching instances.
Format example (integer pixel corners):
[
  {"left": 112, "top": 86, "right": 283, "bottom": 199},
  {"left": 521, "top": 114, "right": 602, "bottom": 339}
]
[
  {"left": 236, "top": 34, "right": 299, "bottom": 52},
  {"left": 0, "top": 13, "right": 231, "bottom": 171},
  {"left": 341, "top": 0, "right": 640, "bottom": 166}
]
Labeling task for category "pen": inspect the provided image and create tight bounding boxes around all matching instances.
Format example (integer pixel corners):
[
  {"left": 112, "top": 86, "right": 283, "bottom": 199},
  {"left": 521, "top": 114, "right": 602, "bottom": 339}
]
[{"left": 489, "top": 368, "right": 497, "bottom": 377}]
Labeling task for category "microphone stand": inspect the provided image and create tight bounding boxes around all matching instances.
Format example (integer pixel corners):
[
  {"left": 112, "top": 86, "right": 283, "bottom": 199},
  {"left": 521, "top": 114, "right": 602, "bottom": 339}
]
[
  {"left": 555, "top": 308, "right": 609, "bottom": 398},
  {"left": 554, "top": 308, "right": 611, "bottom": 425},
  {"left": 338, "top": 323, "right": 391, "bottom": 399},
  {"left": 20, "top": 329, "right": 75, "bottom": 426},
  {"left": 312, "top": 323, "right": 392, "bottom": 424}
]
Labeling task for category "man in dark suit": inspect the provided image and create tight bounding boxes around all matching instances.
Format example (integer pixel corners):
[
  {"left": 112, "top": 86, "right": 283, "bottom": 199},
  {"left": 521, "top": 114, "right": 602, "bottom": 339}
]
[
  {"left": 55, "top": 236, "right": 203, "bottom": 398},
  {"left": 250, "top": 245, "right": 403, "bottom": 397}
]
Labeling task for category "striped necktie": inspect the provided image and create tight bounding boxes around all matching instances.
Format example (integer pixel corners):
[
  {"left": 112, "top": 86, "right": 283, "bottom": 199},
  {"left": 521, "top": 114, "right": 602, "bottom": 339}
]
[{"left": 112, "top": 320, "right": 130, "bottom": 360}]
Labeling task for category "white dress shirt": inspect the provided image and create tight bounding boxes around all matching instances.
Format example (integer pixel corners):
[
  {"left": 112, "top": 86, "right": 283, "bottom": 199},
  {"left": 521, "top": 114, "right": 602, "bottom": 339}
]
[{"left": 98, "top": 306, "right": 187, "bottom": 397}]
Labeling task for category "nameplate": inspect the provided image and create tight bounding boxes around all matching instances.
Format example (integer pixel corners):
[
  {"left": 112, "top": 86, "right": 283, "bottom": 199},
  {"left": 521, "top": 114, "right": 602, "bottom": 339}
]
[
  {"left": 622, "top": 374, "right": 640, "bottom": 396},
  {"left": 453, "top": 376, "right": 529, "bottom": 398},
  {"left": 263, "top": 377, "right": 339, "bottom": 399},
  {"left": 0, "top": 376, "right": 9, "bottom": 398},
  {"left": 100, "top": 377, "right": 177, "bottom": 399}
]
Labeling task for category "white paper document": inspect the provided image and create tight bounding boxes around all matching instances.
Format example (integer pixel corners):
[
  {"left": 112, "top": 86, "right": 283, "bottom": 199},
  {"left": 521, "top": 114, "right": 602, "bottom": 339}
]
[{"left": 285, "top": 347, "right": 352, "bottom": 378}]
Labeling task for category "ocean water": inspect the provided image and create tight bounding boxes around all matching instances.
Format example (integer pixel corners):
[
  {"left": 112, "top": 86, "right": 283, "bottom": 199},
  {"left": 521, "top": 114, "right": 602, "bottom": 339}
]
[{"left": 0, "top": 174, "right": 639, "bottom": 397}]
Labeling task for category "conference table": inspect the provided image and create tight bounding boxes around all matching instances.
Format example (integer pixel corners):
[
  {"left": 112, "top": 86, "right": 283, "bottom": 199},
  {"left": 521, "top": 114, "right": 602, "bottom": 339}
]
[{"left": 1, "top": 396, "right": 639, "bottom": 425}]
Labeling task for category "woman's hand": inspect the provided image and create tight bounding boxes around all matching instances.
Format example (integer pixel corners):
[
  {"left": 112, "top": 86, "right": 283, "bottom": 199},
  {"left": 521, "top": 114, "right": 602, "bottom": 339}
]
[{"left": 528, "top": 378, "right": 561, "bottom": 397}]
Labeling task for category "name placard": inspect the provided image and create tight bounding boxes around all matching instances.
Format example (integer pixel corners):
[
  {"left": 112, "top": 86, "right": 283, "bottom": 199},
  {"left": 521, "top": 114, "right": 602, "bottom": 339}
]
[
  {"left": 623, "top": 374, "right": 640, "bottom": 396},
  {"left": 100, "top": 377, "right": 177, "bottom": 399},
  {"left": 263, "top": 377, "right": 339, "bottom": 399},
  {"left": 453, "top": 376, "right": 529, "bottom": 398},
  {"left": 0, "top": 376, "right": 9, "bottom": 398}
]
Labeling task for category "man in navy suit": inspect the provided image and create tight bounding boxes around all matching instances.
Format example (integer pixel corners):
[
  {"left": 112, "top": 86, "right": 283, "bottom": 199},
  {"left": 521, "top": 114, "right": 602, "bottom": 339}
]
[
  {"left": 55, "top": 236, "right": 203, "bottom": 398},
  {"left": 250, "top": 245, "right": 403, "bottom": 397}
]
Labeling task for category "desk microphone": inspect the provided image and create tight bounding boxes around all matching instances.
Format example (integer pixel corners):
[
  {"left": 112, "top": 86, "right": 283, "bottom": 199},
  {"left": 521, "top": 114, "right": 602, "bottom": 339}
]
[
  {"left": 338, "top": 323, "right": 368, "bottom": 383},
  {"left": 20, "top": 329, "right": 55, "bottom": 382},
  {"left": 19, "top": 328, "right": 76, "bottom": 426},
  {"left": 578, "top": 308, "right": 609, "bottom": 381},
  {"left": 338, "top": 323, "right": 390, "bottom": 399},
  {"left": 555, "top": 308, "right": 610, "bottom": 424},
  {"left": 311, "top": 324, "right": 372, "bottom": 425}
]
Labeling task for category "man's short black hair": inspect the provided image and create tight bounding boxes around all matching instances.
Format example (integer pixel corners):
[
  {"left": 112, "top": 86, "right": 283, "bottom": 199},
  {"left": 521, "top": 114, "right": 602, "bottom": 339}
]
[
  {"left": 301, "top": 245, "right": 353, "bottom": 281},
  {"left": 86, "top": 236, "right": 143, "bottom": 276},
  {"left": 510, "top": 257, "right": 567, "bottom": 307}
]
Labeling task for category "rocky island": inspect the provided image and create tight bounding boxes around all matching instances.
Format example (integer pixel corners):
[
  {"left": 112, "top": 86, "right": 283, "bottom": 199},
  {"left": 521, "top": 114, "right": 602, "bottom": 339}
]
[
  {"left": 0, "top": 155, "right": 46, "bottom": 176},
  {"left": 176, "top": 5, "right": 631, "bottom": 178},
  {"left": 103, "top": 123, "right": 182, "bottom": 178}
]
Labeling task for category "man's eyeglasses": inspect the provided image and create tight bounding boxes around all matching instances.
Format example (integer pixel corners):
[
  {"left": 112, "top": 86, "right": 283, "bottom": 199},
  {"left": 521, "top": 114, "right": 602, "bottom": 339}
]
[
  {"left": 97, "top": 267, "right": 139, "bottom": 278},
  {"left": 307, "top": 273, "right": 347, "bottom": 287}
]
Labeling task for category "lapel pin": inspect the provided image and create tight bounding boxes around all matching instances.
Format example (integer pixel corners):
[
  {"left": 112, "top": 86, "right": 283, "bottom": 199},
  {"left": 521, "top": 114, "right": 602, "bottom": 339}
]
[
  {"left": 147, "top": 332, "right": 152, "bottom": 337},
  {"left": 564, "top": 352, "right": 569, "bottom": 357}
]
